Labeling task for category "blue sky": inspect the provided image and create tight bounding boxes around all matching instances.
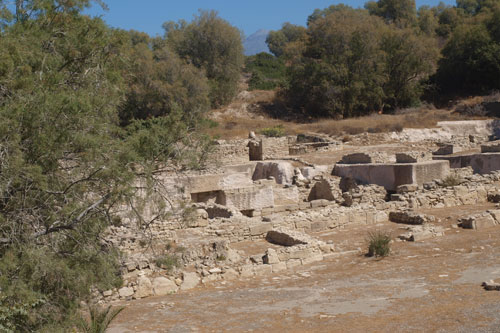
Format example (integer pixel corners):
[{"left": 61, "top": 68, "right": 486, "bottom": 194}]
[{"left": 86, "top": 0, "right": 457, "bottom": 37}]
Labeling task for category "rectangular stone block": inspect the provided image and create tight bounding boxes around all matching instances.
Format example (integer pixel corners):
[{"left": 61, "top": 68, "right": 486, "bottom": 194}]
[
  {"left": 239, "top": 265, "right": 255, "bottom": 278},
  {"left": 272, "top": 262, "right": 287, "bottom": 273},
  {"left": 250, "top": 224, "right": 273, "bottom": 236},
  {"left": 254, "top": 264, "right": 273, "bottom": 276},
  {"left": 286, "top": 259, "right": 302, "bottom": 269},
  {"left": 301, "top": 253, "right": 324, "bottom": 265}
]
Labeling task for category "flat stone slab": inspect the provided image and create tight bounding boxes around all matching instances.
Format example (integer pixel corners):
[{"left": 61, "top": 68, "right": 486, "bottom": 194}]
[
  {"left": 389, "top": 211, "right": 435, "bottom": 225},
  {"left": 266, "top": 228, "right": 315, "bottom": 246},
  {"left": 481, "top": 140, "right": 500, "bottom": 153}
]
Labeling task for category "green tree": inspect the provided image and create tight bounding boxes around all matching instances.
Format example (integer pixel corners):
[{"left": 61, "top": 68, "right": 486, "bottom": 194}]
[
  {"left": 284, "top": 9, "right": 386, "bottom": 118},
  {"left": 366, "top": 0, "right": 417, "bottom": 27},
  {"left": 434, "top": 21, "right": 500, "bottom": 94},
  {"left": 417, "top": 5, "right": 439, "bottom": 35},
  {"left": 165, "top": 10, "right": 244, "bottom": 107},
  {"left": 245, "top": 52, "right": 285, "bottom": 90},
  {"left": 0, "top": 1, "right": 211, "bottom": 331},
  {"left": 119, "top": 30, "right": 210, "bottom": 125},
  {"left": 380, "top": 28, "right": 439, "bottom": 109},
  {"left": 266, "top": 22, "right": 307, "bottom": 58}
]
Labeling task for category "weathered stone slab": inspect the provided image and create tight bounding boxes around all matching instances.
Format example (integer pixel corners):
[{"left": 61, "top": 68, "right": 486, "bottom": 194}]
[
  {"left": 459, "top": 213, "right": 497, "bottom": 230},
  {"left": 153, "top": 277, "right": 178, "bottom": 296},
  {"left": 396, "top": 152, "right": 431, "bottom": 163},
  {"left": 266, "top": 228, "right": 313, "bottom": 246},
  {"left": 180, "top": 272, "right": 200, "bottom": 291},
  {"left": 481, "top": 140, "right": 500, "bottom": 153},
  {"left": 389, "top": 211, "right": 435, "bottom": 225}
]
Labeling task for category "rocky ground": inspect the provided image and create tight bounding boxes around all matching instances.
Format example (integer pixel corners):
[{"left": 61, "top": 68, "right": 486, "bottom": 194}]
[{"left": 108, "top": 204, "right": 500, "bottom": 332}]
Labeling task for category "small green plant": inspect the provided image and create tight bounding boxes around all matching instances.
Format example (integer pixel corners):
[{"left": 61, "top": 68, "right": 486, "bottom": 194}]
[
  {"left": 216, "top": 254, "right": 227, "bottom": 262},
  {"left": 259, "top": 125, "right": 285, "bottom": 137},
  {"left": 367, "top": 230, "right": 391, "bottom": 257},
  {"left": 78, "top": 305, "right": 124, "bottom": 333},
  {"left": 441, "top": 174, "right": 462, "bottom": 187},
  {"left": 154, "top": 254, "right": 180, "bottom": 271}
]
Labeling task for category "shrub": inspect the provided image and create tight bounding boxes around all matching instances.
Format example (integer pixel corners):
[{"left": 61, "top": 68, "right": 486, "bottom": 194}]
[
  {"left": 78, "top": 305, "right": 124, "bottom": 333},
  {"left": 259, "top": 125, "right": 286, "bottom": 137},
  {"left": 367, "top": 230, "right": 391, "bottom": 257},
  {"left": 441, "top": 174, "right": 462, "bottom": 187},
  {"left": 154, "top": 254, "right": 180, "bottom": 271}
]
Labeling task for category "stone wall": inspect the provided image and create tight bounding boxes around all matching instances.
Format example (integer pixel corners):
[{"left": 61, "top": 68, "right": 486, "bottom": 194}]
[
  {"left": 208, "top": 139, "right": 250, "bottom": 165},
  {"left": 333, "top": 161, "right": 450, "bottom": 191},
  {"left": 434, "top": 153, "right": 500, "bottom": 174}
]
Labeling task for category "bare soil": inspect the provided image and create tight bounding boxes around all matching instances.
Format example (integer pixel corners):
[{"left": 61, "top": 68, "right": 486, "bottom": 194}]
[{"left": 108, "top": 204, "right": 500, "bottom": 333}]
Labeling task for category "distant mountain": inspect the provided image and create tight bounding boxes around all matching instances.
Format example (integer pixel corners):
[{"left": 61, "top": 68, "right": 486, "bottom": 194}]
[{"left": 244, "top": 29, "right": 270, "bottom": 56}]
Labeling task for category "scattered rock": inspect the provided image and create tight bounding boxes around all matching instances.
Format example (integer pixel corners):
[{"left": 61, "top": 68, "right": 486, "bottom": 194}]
[
  {"left": 180, "top": 272, "right": 200, "bottom": 291},
  {"left": 153, "top": 277, "right": 178, "bottom": 296}
]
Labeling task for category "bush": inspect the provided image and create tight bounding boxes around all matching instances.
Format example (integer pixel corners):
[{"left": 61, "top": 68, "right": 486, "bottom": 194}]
[
  {"left": 367, "top": 230, "right": 391, "bottom": 257},
  {"left": 441, "top": 174, "right": 462, "bottom": 187},
  {"left": 259, "top": 125, "right": 286, "bottom": 137},
  {"left": 78, "top": 305, "right": 124, "bottom": 333},
  {"left": 155, "top": 254, "right": 180, "bottom": 271},
  {"left": 245, "top": 53, "right": 286, "bottom": 90}
]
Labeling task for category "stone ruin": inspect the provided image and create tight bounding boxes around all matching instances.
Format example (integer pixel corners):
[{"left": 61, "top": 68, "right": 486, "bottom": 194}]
[{"left": 97, "top": 120, "right": 500, "bottom": 303}]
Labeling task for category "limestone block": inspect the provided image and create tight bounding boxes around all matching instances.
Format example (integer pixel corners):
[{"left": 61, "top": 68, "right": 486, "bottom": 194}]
[
  {"left": 459, "top": 213, "right": 496, "bottom": 230},
  {"left": 289, "top": 248, "right": 313, "bottom": 260},
  {"left": 397, "top": 184, "right": 418, "bottom": 193},
  {"left": 180, "top": 272, "right": 200, "bottom": 291},
  {"left": 239, "top": 265, "right": 255, "bottom": 278},
  {"left": 272, "top": 262, "right": 287, "bottom": 272},
  {"left": 118, "top": 287, "right": 134, "bottom": 298},
  {"left": 311, "top": 221, "right": 327, "bottom": 232},
  {"left": 266, "top": 229, "right": 312, "bottom": 246},
  {"left": 222, "top": 268, "right": 239, "bottom": 280},
  {"left": 286, "top": 259, "right": 302, "bottom": 269},
  {"left": 273, "top": 185, "right": 299, "bottom": 205},
  {"left": 340, "top": 153, "right": 373, "bottom": 164},
  {"left": 134, "top": 276, "right": 153, "bottom": 299},
  {"left": 254, "top": 264, "right": 273, "bottom": 276},
  {"left": 398, "top": 225, "right": 444, "bottom": 241},
  {"left": 389, "top": 211, "right": 435, "bottom": 225},
  {"left": 310, "top": 199, "right": 330, "bottom": 208},
  {"left": 253, "top": 161, "right": 295, "bottom": 185},
  {"left": 301, "top": 165, "right": 329, "bottom": 180},
  {"left": 301, "top": 253, "right": 324, "bottom": 265},
  {"left": 481, "top": 140, "right": 500, "bottom": 153},
  {"left": 153, "top": 277, "right": 178, "bottom": 296},
  {"left": 396, "top": 152, "right": 431, "bottom": 163},
  {"left": 263, "top": 248, "right": 280, "bottom": 264},
  {"left": 433, "top": 144, "right": 460, "bottom": 155},
  {"left": 487, "top": 209, "right": 500, "bottom": 224},
  {"left": 103, "top": 290, "right": 113, "bottom": 297},
  {"left": 250, "top": 223, "right": 273, "bottom": 236}
]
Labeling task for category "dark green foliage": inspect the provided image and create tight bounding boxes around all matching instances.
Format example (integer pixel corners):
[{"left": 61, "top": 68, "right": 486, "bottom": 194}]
[
  {"left": 165, "top": 10, "right": 244, "bottom": 107},
  {"left": 119, "top": 32, "right": 210, "bottom": 125},
  {"left": 0, "top": 2, "right": 214, "bottom": 331},
  {"left": 367, "top": 231, "right": 391, "bottom": 257},
  {"left": 245, "top": 53, "right": 285, "bottom": 90},
  {"left": 365, "top": 0, "right": 417, "bottom": 27},
  {"left": 435, "top": 20, "right": 500, "bottom": 94},
  {"left": 266, "top": 22, "right": 307, "bottom": 58},
  {"left": 284, "top": 9, "right": 387, "bottom": 118},
  {"left": 280, "top": 2, "right": 439, "bottom": 118},
  {"left": 259, "top": 125, "right": 286, "bottom": 137},
  {"left": 154, "top": 254, "right": 180, "bottom": 271}
]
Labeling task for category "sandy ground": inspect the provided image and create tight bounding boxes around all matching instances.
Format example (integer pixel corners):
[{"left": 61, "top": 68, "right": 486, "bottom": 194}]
[{"left": 108, "top": 204, "right": 500, "bottom": 333}]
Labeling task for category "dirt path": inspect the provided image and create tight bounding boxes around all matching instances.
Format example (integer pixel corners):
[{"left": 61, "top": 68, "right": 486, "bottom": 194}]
[{"left": 108, "top": 207, "right": 500, "bottom": 333}]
